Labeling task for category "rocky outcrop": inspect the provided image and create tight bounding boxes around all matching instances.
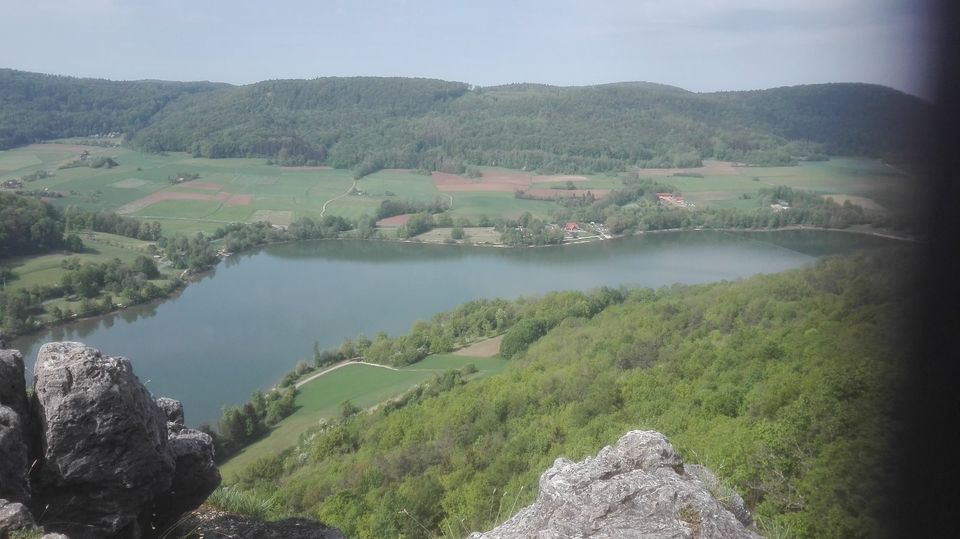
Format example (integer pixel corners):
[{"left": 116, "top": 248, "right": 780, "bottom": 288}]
[
  {"left": 33, "top": 342, "right": 176, "bottom": 537},
  {"left": 0, "top": 406, "right": 30, "bottom": 503},
  {"left": 169, "top": 508, "right": 345, "bottom": 539},
  {"left": 0, "top": 342, "right": 225, "bottom": 538},
  {"left": 469, "top": 430, "right": 761, "bottom": 539}
]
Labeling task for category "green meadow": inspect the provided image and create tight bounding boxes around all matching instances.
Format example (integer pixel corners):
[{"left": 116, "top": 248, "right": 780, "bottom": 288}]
[
  {"left": 1, "top": 143, "right": 913, "bottom": 240},
  {"left": 652, "top": 158, "right": 914, "bottom": 212},
  {"left": 219, "top": 354, "right": 508, "bottom": 481}
]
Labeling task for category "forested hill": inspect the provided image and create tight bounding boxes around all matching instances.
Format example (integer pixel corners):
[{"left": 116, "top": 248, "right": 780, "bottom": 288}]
[
  {"left": 0, "top": 69, "right": 929, "bottom": 173},
  {"left": 0, "top": 69, "right": 227, "bottom": 149}
]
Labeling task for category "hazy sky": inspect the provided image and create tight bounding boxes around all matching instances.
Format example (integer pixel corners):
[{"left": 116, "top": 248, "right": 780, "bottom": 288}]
[{"left": 0, "top": 0, "right": 934, "bottom": 96}]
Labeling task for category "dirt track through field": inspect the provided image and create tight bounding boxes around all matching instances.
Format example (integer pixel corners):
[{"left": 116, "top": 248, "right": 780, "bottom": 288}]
[{"left": 319, "top": 180, "right": 357, "bottom": 217}]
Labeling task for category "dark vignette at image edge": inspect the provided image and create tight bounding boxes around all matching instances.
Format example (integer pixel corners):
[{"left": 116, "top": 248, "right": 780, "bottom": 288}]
[{"left": 894, "top": 0, "right": 960, "bottom": 535}]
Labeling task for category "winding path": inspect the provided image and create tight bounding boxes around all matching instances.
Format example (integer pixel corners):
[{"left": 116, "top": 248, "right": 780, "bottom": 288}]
[{"left": 319, "top": 180, "right": 357, "bottom": 217}]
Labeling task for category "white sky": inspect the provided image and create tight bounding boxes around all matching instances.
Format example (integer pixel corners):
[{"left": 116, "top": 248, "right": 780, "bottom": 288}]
[{"left": 0, "top": 0, "right": 935, "bottom": 97}]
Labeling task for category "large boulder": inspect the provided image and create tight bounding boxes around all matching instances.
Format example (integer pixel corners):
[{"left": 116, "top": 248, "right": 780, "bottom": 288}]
[
  {"left": 151, "top": 428, "right": 221, "bottom": 528},
  {"left": 469, "top": 430, "right": 761, "bottom": 539},
  {"left": 32, "top": 342, "right": 174, "bottom": 538}
]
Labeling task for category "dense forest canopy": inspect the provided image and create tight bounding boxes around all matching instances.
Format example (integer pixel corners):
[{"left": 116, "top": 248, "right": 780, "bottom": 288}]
[
  {"left": 0, "top": 69, "right": 929, "bottom": 173},
  {"left": 0, "top": 69, "right": 226, "bottom": 149}
]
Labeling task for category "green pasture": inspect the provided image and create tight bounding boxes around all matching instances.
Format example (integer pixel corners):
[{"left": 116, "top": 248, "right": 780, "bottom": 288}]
[
  {"left": 654, "top": 158, "right": 912, "bottom": 211},
  {"left": 220, "top": 355, "right": 508, "bottom": 481},
  {"left": 448, "top": 193, "right": 558, "bottom": 220},
  {"left": 3, "top": 232, "right": 162, "bottom": 292}
]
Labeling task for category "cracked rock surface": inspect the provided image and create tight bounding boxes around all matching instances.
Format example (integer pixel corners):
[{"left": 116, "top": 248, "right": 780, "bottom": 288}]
[{"left": 469, "top": 430, "right": 762, "bottom": 539}]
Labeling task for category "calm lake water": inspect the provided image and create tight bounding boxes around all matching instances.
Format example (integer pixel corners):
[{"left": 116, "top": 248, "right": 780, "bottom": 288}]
[{"left": 11, "top": 230, "right": 901, "bottom": 426}]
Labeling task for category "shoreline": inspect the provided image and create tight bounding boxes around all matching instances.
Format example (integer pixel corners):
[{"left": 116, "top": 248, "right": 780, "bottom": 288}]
[{"left": 5, "top": 224, "right": 918, "bottom": 343}]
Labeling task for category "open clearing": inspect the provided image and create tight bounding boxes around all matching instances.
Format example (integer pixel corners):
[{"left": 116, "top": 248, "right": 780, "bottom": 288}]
[
  {"left": 219, "top": 353, "right": 508, "bottom": 480},
  {"left": 822, "top": 194, "right": 884, "bottom": 210}
]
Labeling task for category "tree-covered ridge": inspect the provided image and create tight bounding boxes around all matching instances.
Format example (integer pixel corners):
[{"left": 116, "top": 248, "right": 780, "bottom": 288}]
[
  {"left": 0, "top": 69, "right": 928, "bottom": 172},
  {"left": 0, "top": 69, "right": 226, "bottom": 148},
  {"left": 227, "top": 250, "right": 910, "bottom": 539},
  {"left": 132, "top": 78, "right": 927, "bottom": 172}
]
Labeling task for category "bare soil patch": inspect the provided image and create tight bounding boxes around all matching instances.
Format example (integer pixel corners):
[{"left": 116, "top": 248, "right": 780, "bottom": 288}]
[
  {"left": 376, "top": 214, "right": 413, "bottom": 227},
  {"left": 225, "top": 194, "right": 253, "bottom": 206},
  {"left": 433, "top": 170, "right": 533, "bottom": 193},
  {"left": 432, "top": 172, "right": 474, "bottom": 186},
  {"left": 454, "top": 335, "right": 504, "bottom": 357}
]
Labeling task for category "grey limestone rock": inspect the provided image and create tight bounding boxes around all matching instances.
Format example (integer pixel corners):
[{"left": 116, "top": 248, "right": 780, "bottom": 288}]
[
  {"left": 170, "top": 508, "right": 345, "bottom": 539},
  {"left": 0, "top": 498, "right": 35, "bottom": 533},
  {"left": 0, "top": 350, "right": 29, "bottom": 420},
  {"left": 156, "top": 397, "right": 184, "bottom": 435},
  {"left": 151, "top": 428, "right": 221, "bottom": 528},
  {"left": 469, "top": 430, "right": 761, "bottom": 539},
  {"left": 0, "top": 406, "right": 30, "bottom": 503},
  {"left": 32, "top": 342, "right": 174, "bottom": 538}
]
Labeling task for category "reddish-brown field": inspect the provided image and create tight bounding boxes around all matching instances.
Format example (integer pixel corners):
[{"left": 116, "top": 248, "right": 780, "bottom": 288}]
[
  {"left": 432, "top": 170, "right": 534, "bottom": 193},
  {"left": 376, "top": 214, "right": 413, "bottom": 227},
  {"left": 453, "top": 335, "right": 504, "bottom": 358}
]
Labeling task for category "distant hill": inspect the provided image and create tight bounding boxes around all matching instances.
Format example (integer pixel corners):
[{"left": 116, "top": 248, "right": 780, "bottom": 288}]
[
  {"left": 0, "top": 69, "right": 929, "bottom": 173},
  {"left": 0, "top": 69, "right": 227, "bottom": 149}
]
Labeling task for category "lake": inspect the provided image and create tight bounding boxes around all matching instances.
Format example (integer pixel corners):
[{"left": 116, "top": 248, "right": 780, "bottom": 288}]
[{"left": 11, "top": 230, "right": 902, "bottom": 426}]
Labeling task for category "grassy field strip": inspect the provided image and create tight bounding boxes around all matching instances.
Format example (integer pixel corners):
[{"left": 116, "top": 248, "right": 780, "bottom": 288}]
[
  {"left": 220, "top": 354, "right": 508, "bottom": 480},
  {"left": 294, "top": 358, "right": 394, "bottom": 388}
]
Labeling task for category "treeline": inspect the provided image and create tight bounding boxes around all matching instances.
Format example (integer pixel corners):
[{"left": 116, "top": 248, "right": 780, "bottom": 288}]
[
  {"left": 224, "top": 250, "right": 913, "bottom": 538},
  {"left": 204, "top": 385, "right": 300, "bottom": 461},
  {"left": 64, "top": 206, "right": 163, "bottom": 241}
]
